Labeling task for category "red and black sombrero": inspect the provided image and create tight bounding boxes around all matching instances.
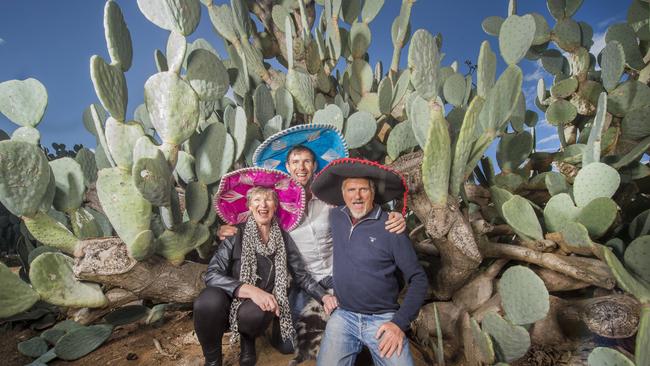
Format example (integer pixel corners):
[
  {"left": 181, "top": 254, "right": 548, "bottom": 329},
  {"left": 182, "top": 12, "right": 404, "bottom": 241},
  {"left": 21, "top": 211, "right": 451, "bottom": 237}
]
[{"left": 311, "top": 158, "right": 408, "bottom": 215}]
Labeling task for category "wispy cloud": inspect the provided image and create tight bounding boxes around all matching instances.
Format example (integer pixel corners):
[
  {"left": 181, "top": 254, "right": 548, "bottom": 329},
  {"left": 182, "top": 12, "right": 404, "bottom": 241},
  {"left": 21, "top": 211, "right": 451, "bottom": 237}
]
[
  {"left": 596, "top": 16, "right": 623, "bottom": 30},
  {"left": 0, "top": 38, "right": 5, "bottom": 46},
  {"left": 536, "top": 118, "right": 556, "bottom": 130},
  {"left": 538, "top": 134, "right": 559, "bottom": 145},
  {"left": 537, "top": 147, "right": 559, "bottom": 152},
  {"left": 524, "top": 61, "right": 546, "bottom": 82},
  {"left": 591, "top": 31, "right": 607, "bottom": 59}
]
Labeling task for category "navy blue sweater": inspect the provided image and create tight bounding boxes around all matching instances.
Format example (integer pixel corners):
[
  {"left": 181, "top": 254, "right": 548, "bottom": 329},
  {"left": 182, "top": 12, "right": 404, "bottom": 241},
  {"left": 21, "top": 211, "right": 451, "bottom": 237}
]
[{"left": 330, "top": 205, "right": 428, "bottom": 331}]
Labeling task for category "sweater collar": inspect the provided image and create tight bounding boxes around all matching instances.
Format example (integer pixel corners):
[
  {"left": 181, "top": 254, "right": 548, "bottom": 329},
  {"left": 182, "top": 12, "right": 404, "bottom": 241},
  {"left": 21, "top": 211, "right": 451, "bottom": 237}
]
[{"left": 340, "top": 204, "right": 381, "bottom": 222}]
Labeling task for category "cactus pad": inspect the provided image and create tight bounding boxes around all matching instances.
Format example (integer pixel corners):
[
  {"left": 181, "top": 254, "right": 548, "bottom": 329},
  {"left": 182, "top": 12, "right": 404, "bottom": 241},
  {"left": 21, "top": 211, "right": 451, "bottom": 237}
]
[
  {"left": 443, "top": 73, "right": 467, "bottom": 107},
  {"left": 573, "top": 162, "right": 620, "bottom": 207},
  {"left": 132, "top": 151, "right": 173, "bottom": 207},
  {"left": 408, "top": 29, "right": 441, "bottom": 101},
  {"left": 624, "top": 235, "right": 650, "bottom": 283},
  {"left": 605, "top": 23, "right": 645, "bottom": 71},
  {"left": 104, "top": 0, "right": 133, "bottom": 72},
  {"left": 48, "top": 158, "right": 86, "bottom": 212},
  {"left": 543, "top": 193, "right": 580, "bottom": 233},
  {"left": 481, "top": 312, "right": 531, "bottom": 362},
  {"left": 136, "top": 0, "right": 200, "bottom": 36},
  {"left": 478, "top": 65, "right": 523, "bottom": 133},
  {"left": 75, "top": 148, "right": 98, "bottom": 186},
  {"left": 498, "top": 14, "right": 536, "bottom": 65},
  {"left": 0, "top": 262, "right": 40, "bottom": 318},
  {"left": 544, "top": 172, "right": 569, "bottom": 196},
  {"left": 192, "top": 121, "right": 235, "bottom": 185},
  {"left": 421, "top": 106, "right": 451, "bottom": 206},
  {"left": 0, "top": 140, "right": 51, "bottom": 217},
  {"left": 503, "top": 195, "right": 543, "bottom": 240},
  {"left": 156, "top": 222, "right": 210, "bottom": 265},
  {"left": 54, "top": 324, "right": 114, "bottom": 361},
  {"left": 478, "top": 41, "right": 497, "bottom": 98},
  {"left": 496, "top": 131, "right": 533, "bottom": 172},
  {"left": 559, "top": 222, "right": 594, "bottom": 255},
  {"left": 90, "top": 55, "right": 127, "bottom": 121},
  {"left": 601, "top": 41, "right": 625, "bottom": 92},
  {"left": 550, "top": 77, "right": 578, "bottom": 98},
  {"left": 104, "top": 305, "right": 149, "bottom": 326},
  {"left": 498, "top": 265, "right": 550, "bottom": 325},
  {"left": 587, "top": 347, "right": 635, "bottom": 366},
  {"left": 0, "top": 78, "right": 48, "bottom": 127},
  {"left": 344, "top": 111, "right": 377, "bottom": 149},
  {"left": 187, "top": 49, "right": 229, "bottom": 102},
  {"left": 313, "top": 104, "right": 344, "bottom": 131},
  {"left": 621, "top": 106, "right": 650, "bottom": 140},
  {"left": 546, "top": 99, "right": 577, "bottom": 125},
  {"left": 387, "top": 120, "right": 418, "bottom": 160},
  {"left": 608, "top": 81, "right": 650, "bottom": 117},
  {"left": 576, "top": 197, "right": 618, "bottom": 238},
  {"left": 17, "top": 336, "right": 49, "bottom": 358},
  {"left": 286, "top": 69, "right": 315, "bottom": 115},
  {"left": 185, "top": 181, "right": 209, "bottom": 222},
  {"left": 29, "top": 252, "right": 108, "bottom": 308},
  {"left": 23, "top": 212, "right": 79, "bottom": 254},
  {"left": 11, "top": 126, "right": 41, "bottom": 145}
]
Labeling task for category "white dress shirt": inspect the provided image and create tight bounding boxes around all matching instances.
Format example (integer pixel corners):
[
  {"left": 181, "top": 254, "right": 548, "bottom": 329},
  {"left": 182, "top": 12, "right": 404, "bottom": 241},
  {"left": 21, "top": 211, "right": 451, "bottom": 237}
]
[{"left": 289, "top": 196, "right": 333, "bottom": 281}]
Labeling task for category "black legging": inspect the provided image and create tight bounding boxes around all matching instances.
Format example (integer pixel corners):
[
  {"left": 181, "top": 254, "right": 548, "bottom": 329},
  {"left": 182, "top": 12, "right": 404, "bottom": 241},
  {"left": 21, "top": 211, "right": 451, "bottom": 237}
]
[{"left": 194, "top": 286, "right": 276, "bottom": 361}]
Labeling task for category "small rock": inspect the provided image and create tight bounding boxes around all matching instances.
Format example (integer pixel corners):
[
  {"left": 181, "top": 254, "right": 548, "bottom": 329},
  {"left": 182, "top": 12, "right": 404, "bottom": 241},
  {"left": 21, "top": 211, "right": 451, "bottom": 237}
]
[{"left": 126, "top": 352, "right": 138, "bottom": 360}]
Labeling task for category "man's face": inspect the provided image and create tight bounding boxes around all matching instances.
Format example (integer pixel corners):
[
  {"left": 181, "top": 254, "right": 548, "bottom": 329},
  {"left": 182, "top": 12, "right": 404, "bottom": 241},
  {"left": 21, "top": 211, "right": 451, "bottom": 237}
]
[
  {"left": 286, "top": 150, "right": 316, "bottom": 187},
  {"left": 342, "top": 178, "right": 375, "bottom": 220}
]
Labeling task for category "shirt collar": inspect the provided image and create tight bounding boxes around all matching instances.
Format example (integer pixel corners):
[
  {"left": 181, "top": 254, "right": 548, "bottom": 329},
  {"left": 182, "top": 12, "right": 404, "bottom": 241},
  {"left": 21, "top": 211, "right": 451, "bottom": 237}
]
[{"left": 340, "top": 204, "right": 381, "bottom": 221}]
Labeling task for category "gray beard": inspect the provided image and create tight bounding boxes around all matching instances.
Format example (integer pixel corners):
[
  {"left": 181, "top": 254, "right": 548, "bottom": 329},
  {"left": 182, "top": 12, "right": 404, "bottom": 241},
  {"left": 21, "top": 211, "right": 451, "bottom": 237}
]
[{"left": 350, "top": 208, "right": 370, "bottom": 220}]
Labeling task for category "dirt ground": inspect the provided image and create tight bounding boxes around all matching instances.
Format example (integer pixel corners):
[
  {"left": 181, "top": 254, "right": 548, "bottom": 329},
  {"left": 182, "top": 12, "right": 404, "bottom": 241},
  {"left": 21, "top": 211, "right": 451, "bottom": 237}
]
[{"left": 3, "top": 311, "right": 430, "bottom": 366}]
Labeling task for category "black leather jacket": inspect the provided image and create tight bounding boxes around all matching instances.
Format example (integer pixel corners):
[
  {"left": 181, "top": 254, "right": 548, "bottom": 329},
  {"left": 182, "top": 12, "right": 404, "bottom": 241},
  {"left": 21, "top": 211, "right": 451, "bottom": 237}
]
[{"left": 204, "top": 225, "right": 327, "bottom": 302}]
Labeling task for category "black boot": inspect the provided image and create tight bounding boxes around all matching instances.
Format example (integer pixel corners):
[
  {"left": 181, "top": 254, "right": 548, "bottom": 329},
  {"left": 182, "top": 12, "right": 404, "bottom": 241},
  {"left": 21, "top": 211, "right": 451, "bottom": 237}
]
[
  {"left": 204, "top": 358, "right": 222, "bottom": 366},
  {"left": 203, "top": 343, "right": 222, "bottom": 366},
  {"left": 239, "top": 334, "right": 257, "bottom": 366}
]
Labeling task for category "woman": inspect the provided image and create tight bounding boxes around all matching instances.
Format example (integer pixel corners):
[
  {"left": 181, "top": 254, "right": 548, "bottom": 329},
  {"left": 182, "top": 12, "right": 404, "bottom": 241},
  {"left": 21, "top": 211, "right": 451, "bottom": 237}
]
[{"left": 194, "top": 168, "right": 336, "bottom": 366}]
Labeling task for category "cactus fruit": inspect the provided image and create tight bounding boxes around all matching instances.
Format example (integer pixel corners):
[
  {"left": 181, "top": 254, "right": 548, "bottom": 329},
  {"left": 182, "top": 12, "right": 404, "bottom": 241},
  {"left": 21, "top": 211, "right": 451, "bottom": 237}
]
[
  {"left": 498, "top": 265, "right": 550, "bottom": 325},
  {"left": 0, "top": 78, "right": 48, "bottom": 127},
  {"left": 29, "top": 252, "right": 108, "bottom": 308},
  {"left": 0, "top": 262, "right": 40, "bottom": 318}
]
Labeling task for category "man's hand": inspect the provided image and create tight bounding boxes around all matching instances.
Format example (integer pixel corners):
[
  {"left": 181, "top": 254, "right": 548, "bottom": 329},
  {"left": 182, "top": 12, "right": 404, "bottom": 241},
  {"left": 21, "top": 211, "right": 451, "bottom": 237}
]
[
  {"left": 322, "top": 294, "right": 338, "bottom": 315},
  {"left": 375, "top": 321, "right": 405, "bottom": 358},
  {"left": 216, "top": 224, "right": 238, "bottom": 240},
  {"left": 243, "top": 284, "right": 280, "bottom": 316},
  {"left": 385, "top": 212, "right": 406, "bottom": 234}
]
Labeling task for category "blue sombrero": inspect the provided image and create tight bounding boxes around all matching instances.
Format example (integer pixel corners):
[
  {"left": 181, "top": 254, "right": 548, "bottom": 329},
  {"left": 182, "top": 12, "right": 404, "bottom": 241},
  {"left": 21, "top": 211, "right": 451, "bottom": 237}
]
[{"left": 252, "top": 124, "right": 349, "bottom": 174}]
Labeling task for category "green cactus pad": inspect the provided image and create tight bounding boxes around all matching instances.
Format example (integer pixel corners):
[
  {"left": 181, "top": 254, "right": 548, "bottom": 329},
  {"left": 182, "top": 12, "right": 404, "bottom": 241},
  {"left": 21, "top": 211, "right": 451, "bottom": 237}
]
[
  {"left": 165, "top": 31, "right": 186, "bottom": 74},
  {"left": 559, "top": 221, "right": 595, "bottom": 255},
  {"left": 144, "top": 72, "right": 199, "bottom": 145},
  {"left": 48, "top": 158, "right": 86, "bottom": 212},
  {"left": 544, "top": 172, "right": 569, "bottom": 196},
  {"left": 477, "top": 41, "right": 496, "bottom": 98},
  {"left": 525, "top": 110, "right": 538, "bottom": 127},
  {"left": 28, "top": 245, "right": 61, "bottom": 266},
  {"left": 540, "top": 49, "right": 567, "bottom": 76},
  {"left": 422, "top": 107, "right": 451, "bottom": 206},
  {"left": 450, "top": 98, "right": 485, "bottom": 197},
  {"left": 608, "top": 81, "right": 650, "bottom": 117},
  {"left": 576, "top": 197, "right": 617, "bottom": 239},
  {"left": 41, "top": 328, "right": 66, "bottom": 345},
  {"left": 583, "top": 93, "right": 608, "bottom": 166},
  {"left": 145, "top": 303, "right": 168, "bottom": 325},
  {"left": 75, "top": 148, "right": 98, "bottom": 186},
  {"left": 503, "top": 195, "right": 543, "bottom": 240},
  {"left": 87, "top": 207, "right": 113, "bottom": 237},
  {"left": 286, "top": 69, "right": 315, "bottom": 115},
  {"left": 132, "top": 151, "right": 173, "bottom": 207},
  {"left": 11, "top": 126, "right": 41, "bottom": 145},
  {"left": 391, "top": 69, "right": 411, "bottom": 111},
  {"left": 0, "top": 140, "right": 51, "bottom": 217},
  {"left": 90, "top": 55, "right": 127, "bottom": 122},
  {"left": 106, "top": 119, "right": 145, "bottom": 171},
  {"left": 498, "top": 14, "right": 536, "bottom": 65},
  {"left": 573, "top": 162, "right": 620, "bottom": 207},
  {"left": 136, "top": 0, "right": 200, "bottom": 36},
  {"left": 509, "top": 92, "right": 526, "bottom": 132},
  {"left": 0, "top": 78, "right": 48, "bottom": 127},
  {"left": 274, "top": 87, "right": 294, "bottom": 126},
  {"left": 604, "top": 249, "right": 650, "bottom": 302},
  {"left": 69, "top": 207, "right": 102, "bottom": 240},
  {"left": 478, "top": 65, "right": 523, "bottom": 133},
  {"left": 408, "top": 29, "right": 441, "bottom": 101},
  {"left": 263, "top": 115, "right": 284, "bottom": 139},
  {"left": 134, "top": 103, "right": 155, "bottom": 136},
  {"left": 0, "top": 262, "right": 39, "bottom": 318},
  {"left": 186, "top": 181, "right": 209, "bottom": 223},
  {"left": 546, "top": 99, "right": 577, "bottom": 125},
  {"left": 253, "top": 84, "right": 275, "bottom": 126},
  {"left": 39, "top": 169, "right": 57, "bottom": 212},
  {"left": 313, "top": 104, "right": 344, "bottom": 131},
  {"left": 443, "top": 73, "right": 467, "bottom": 107},
  {"left": 17, "top": 336, "right": 49, "bottom": 358},
  {"left": 208, "top": 4, "right": 237, "bottom": 43},
  {"left": 186, "top": 49, "right": 229, "bottom": 102},
  {"left": 23, "top": 212, "right": 80, "bottom": 254},
  {"left": 104, "top": 305, "right": 149, "bottom": 326},
  {"left": 531, "top": 13, "right": 551, "bottom": 45},
  {"left": 156, "top": 222, "right": 210, "bottom": 265},
  {"left": 175, "top": 151, "right": 196, "bottom": 184},
  {"left": 547, "top": 0, "right": 583, "bottom": 20},
  {"left": 499, "top": 265, "right": 550, "bottom": 325},
  {"left": 225, "top": 106, "right": 248, "bottom": 162},
  {"left": 550, "top": 77, "right": 578, "bottom": 98},
  {"left": 344, "top": 111, "right": 377, "bottom": 149},
  {"left": 493, "top": 173, "right": 524, "bottom": 193},
  {"left": 552, "top": 18, "right": 582, "bottom": 51},
  {"left": 97, "top": 168, "right": 152, "bottom": 256},
  {"left": 387, "top": 120, "right": 418, "bottom": 161},
  {"left": 481, "top": 312, "right": 531, "bottom": 362},
  {"left": 629, "top": 209, "right": 650, "bottom": 238},
  {"left": 587, "top": 347, "right": 635, "bottom": 366},
  {"left": 601, "top": 41, "right": 625, "bottom": 92},
  {"left": 378, "top": 77, "right": 393, "bottom": 115},
  {"left": 606, "top": 23, "right": 645, "bottom": 71},
  {"left": 104, "top": 0, "right": 133, "bottom": 72},
  {"left": 54, "top": 324, "right": 114, "bottom": 361},
  {"left": 496, "top": 131, "right": 533, "bottom": 173},
  {"left": 469, "top": 317, "right": 495, "bottom": 364},
  {"left": 350, "top": 22, "right": 371, "bottom": 58},
  {"left": 348, "top": 59, "right": 373, "bottom": 102},
  {"left": 482, "top": 16, "right": 504, "bottom": 36},
  {"left": 409, "top": 95, "right": 432, "bottom": 149},
  {"left": 29, "top": 252, "right": 108, "bottom": 308},
  {"left": 361, "top": 0, "right": 383, "bottom": 23},
  {"left": 624, "top": 235, "right": 650, "bottom": 283},
  {"left": 621, "top": 106, "right": 650, "bottom": 140},
  {"left": 192, "top": 121, "right": 234, "bottom": 185}
]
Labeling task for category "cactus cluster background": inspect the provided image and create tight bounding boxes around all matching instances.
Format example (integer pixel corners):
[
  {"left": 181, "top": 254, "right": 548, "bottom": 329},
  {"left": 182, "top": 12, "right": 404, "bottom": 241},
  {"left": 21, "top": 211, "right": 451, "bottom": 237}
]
[{"left": 1, "top": 0, "right": 649, "bottom": 365}]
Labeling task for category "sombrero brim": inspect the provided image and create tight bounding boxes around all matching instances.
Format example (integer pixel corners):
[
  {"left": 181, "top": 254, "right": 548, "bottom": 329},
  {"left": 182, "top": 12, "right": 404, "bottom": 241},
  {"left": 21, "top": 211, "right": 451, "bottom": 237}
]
[
  {"left": 311, "top": 158, "right": 408, "bottom": 214},
  {"left": 214, "top": 168, "right": 306, "bottom": 231},
  {"left": 252, "top": 124, "right": 349, "bottom": 174}
]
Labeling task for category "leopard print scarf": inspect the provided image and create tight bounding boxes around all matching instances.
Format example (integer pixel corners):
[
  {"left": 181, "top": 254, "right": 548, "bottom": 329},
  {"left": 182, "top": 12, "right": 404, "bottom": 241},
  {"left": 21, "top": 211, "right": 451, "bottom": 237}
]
[{"left": 229, "top": 215, "right": 295, "bottom": 346}]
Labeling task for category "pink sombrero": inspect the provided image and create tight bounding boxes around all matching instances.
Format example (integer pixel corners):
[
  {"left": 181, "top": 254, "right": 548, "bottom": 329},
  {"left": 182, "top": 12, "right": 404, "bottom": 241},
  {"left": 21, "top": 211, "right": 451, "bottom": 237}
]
[{"left": 214, "top": 167, "right": 306, "bottom": 231}]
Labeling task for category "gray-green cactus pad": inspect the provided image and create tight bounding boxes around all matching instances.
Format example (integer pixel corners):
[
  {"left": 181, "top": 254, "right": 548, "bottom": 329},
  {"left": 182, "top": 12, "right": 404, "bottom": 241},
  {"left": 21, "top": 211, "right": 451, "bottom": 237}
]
[
  {"left": 573, "top": 162, "right": 620, "bottom": 207},
  {"left": 23, "top": 211, "right": 80, "bottom": 254},
  {"left": 105, "top": 118, "right": 145, "bottom": 170},
  {"left": 587, "top": 347, "right": 635, "bottom": 366},
  {"left": 49, "top": 157, "right": 86, "bottom": 212},
  {"left": 144, "top": 72, "right": 200, "bottom": 145},
  {"left": 75, "top": 148, "right": 98, "bottom": 186},
  {"left": 624, "top": 235, "right": 650, "bottom": 283},
  {"left": 0, "top": 262, "right": 40, "bottom": 318},
  {"left": 185, "top": 181, "right": 209, "bottom": 222},
  {"left": 608, "top": 81, "right": 650, "bottom": 117},
  {"left": 498, "top": 14, "right": 536, "bottom": 65},
  {"left": 0, "top": 78, "right": 48, "bottom": 127},
  {"left": 90, "top": 55, "right": 127, "bottom": 122},
  {"left": 478, "top": 65, "right": 523, "bottom": 133},
  {"left": 192, "top": 121, "right": 235, "bottom": 185},
  {"left": 546, "top": 99, "right": 577, "bottom": 125},
  {"left": 17, "top": 336, "right": 49, "bottom": 358},
  {"left": 482, "top": 16, "right": 504, "bottom": 36},
  {"left": 29, "top": 252, "right": 108, "bottom": 308},
  {"left": 136, "top": 0, "right": 200, "bottom": 36},
  {"left": 0, "top": 140, "right": 51, "bottom": 217},
  {"left": 481, "top": 312, "right": 531, "bottom": 362},
  {"left": 344, "top": 111, "right": 377, "bottom": 149},
  {"left": 156, "top": 222, "right": 210, "bottom": 265},
  {"left": 187, "top": 48, "right": 229, "bottom": 101},
  {"left": 576, "top": 197, "right": 617, "bottom": 238},
  {"left": 496, "top": 131, "right": 533, "bottom": 172},
  {"left": 560, "top": 222, "right": 595, "bottom": 256},
  {"left": 132, "top": 151, "right": 173, "bottom": 207},
  {"left": 69, "top": 207, "right": 102, "bottom": 240},
  {"left": 498, "top": 265, "right": 549, "bottom": 325},
  {"left": 313, "top": 104, "right": 344, "bottom": 131},
  {"left": 503, "top": 195, "right": 543, "bottom": 241},
  {"left": 544, "top": 172, "right": 569, "bottom": 196},
  {"left": 11, "top": 126, "right": 41, "bottom": 145},
  {"left": 605, "top": 23, "right": 645, "bottom": 71},
  {"left": 104, "top": 0, "right": 133, "bottom": 72},
  {"left": 96, "top": 168, "right": 153, "bottom": 258},
  {"left": 601, "top": 41, "right": 625, "bottom": 92},
  {"left": 443, "top": 73, "right": 467, "bottom": 107},
  {"left": 287, "top": 69, "right": 316, "bottom": 115},
  {"left": 104, "top": 305, "right": 149, "bottom": 326},
  {"left": 543, "top": 193, "right": 580, "bottom": 233},
  {"left": 54, "top": 324, "right": 114, "bottom": 361},
  {"left": 408, "top": 29, "right": 441, "bottom": 101},
  {"left": 422, "top": 107, "right": 451, "bottom": 206},
  {"left": 387, "top": 120, "right": 418, "bottom": 160},
  {"left": 621, "top": 106, "right": 650, "bottom": 140}
]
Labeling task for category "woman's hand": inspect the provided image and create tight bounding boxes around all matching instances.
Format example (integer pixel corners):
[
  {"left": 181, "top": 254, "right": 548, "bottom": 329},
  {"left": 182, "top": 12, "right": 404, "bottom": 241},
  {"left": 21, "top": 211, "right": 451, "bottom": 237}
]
[
  {"left": 322, "top": 294, "right": 338, "bottom": 315},
  {"left": 385, "top": 212, "right": 406, "bottom": 234},
  {"left": 237, "top": 284, "right": 280, "bottom": 316},
  {"left": 216, "top": 224, "right": 238, "bottom": 240}
]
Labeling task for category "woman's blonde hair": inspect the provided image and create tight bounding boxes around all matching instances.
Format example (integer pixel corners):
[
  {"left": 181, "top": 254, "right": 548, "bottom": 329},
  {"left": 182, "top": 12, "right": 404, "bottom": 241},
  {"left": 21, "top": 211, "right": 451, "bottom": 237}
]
[{"left": 246, "top": 186, "right": 279, "bottom": 207}]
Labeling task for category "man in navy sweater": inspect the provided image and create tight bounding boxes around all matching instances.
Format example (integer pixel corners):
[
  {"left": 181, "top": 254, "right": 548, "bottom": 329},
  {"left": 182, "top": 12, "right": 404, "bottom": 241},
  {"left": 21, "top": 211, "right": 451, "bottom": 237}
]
[{"left": 311, "top": 158, "right": 428, "bottom": 366}]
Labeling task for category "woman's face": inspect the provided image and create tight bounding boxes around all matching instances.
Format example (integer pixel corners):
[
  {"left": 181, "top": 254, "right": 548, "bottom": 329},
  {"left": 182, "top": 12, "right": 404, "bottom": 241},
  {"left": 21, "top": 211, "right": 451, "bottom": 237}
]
[{"left": 248, "top": 191, "right": 277, "bottom": 226}]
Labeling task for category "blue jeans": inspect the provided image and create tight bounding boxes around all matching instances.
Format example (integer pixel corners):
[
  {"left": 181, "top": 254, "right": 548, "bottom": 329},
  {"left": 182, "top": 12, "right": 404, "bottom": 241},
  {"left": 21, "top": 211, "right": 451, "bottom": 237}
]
[{"left": 316, "top": 308, "right": 415, "bottom": 366}]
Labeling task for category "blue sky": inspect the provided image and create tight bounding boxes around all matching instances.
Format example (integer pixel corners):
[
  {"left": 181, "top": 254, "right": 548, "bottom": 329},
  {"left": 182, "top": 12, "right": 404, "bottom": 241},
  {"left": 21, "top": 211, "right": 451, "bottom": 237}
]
[{"left": 0, "top": 0, "right": 628, "bottom": 153}]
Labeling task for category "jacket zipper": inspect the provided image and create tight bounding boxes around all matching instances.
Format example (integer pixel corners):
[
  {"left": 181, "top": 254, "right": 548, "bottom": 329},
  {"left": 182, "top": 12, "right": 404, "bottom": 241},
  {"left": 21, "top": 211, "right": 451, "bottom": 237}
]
[{"left": 259, "top": 255, "right": 273, "bottom": 290}]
